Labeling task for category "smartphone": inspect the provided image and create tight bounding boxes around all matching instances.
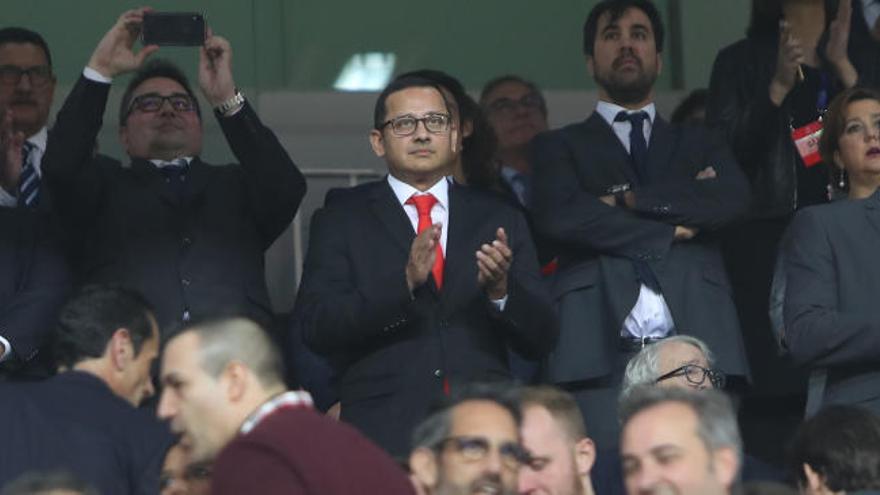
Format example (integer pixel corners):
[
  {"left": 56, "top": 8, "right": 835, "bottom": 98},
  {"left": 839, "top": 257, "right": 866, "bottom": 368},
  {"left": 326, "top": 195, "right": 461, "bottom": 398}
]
[{"left": 142, "top": 12, "right": 206, "bottom": 46}]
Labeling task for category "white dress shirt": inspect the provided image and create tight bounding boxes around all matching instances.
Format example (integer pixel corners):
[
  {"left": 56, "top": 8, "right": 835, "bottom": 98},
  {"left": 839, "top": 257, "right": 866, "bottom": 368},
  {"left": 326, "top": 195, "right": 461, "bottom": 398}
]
[
  {"left": 0, "top": 126, "right": 48, "bottom": 208},
  {"left": 386, "top": 174, "right": 506, "bottom": 310},
  {"left": 863, "top": 0, "right": 880, "bottom": 32},
  {"left": 595, "top": 101, "right": 675, "bottom": 339}
]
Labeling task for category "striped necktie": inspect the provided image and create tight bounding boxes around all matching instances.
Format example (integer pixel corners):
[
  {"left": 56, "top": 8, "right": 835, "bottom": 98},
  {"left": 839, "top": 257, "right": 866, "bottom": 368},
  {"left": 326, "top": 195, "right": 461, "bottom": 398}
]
[{"left": 17, "top": 141, "right": 39, "bottom": 208}]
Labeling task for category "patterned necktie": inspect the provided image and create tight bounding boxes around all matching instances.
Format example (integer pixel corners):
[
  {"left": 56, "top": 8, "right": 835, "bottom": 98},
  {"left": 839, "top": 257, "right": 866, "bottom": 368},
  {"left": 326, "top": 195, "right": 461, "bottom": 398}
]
[
  {"left": 406, "top": 193, "right": 444, "bottom": 290},
  {"left": 615, "top": 110, "right": 650, "bottom": 184},
  {"left": 17, "top": 142, "right": 39, "bottom": 208}
]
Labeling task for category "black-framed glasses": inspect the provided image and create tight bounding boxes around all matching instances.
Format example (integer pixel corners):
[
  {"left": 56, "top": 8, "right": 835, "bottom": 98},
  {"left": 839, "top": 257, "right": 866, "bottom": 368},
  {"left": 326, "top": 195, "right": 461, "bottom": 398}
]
[
  {"left": 127, "top": 92, "right": 197, "bottom": 116},
  {"left": 655, "top": 364, "right": 726, "bottom": 389},
  {"left": 380, "top": 112, "right": 451, "bottom": 136},
  {"left": 486, "top": 92, "right": 544, "bottom": 115},
  {"left": 435, "top": 435, "right": 529, "bottom": 469},
  {"left": 0, "top": 65, "right": 53, "bottom": 88}
]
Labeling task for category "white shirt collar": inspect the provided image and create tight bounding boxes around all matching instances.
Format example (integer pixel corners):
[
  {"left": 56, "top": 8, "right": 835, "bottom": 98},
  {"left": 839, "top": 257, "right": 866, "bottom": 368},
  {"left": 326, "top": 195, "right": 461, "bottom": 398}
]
[
  {"left": 26, "top": 126, "right": 48, "bottom": 153},
  {"left": 150, "top": 156, "right": 194, "bottom": 168},
  {"left": 239, "top": 390, "right": 314, "bottom": 435},
  {"left": 595, "top": 100, "right": 656, "bottom": 127},
  {"left": 387, "top": 174, "right": 449, "bottom": 210}
]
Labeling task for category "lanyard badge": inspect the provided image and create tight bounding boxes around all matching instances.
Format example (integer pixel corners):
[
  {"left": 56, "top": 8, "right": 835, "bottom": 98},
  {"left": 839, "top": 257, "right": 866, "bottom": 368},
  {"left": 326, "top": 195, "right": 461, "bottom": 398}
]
[{"left": 790, "top": 118, "right": 824, "bottom": 168}]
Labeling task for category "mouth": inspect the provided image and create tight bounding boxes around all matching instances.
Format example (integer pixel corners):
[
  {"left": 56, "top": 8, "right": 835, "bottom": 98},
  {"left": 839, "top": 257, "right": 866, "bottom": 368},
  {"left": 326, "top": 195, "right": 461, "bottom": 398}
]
[
  {"left": 471, "top": 481, "right": 503, "bottom": 494},
  {"left": 868, "top": 147, "right": 880, "bottom": 157},
  {"left": 10, "top": 99, "right": 36, "bottom": 107},
  {"left": 409, "top": 149, "right": 434, "bottom": 157},
  {"left": 613, "top": 56, "right": 641, "bottom": 70}
]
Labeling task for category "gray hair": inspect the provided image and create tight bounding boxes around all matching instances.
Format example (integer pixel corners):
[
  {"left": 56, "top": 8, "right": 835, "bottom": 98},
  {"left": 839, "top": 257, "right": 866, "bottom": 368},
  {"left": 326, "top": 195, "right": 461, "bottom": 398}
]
[
  {"left": 620, "top": 335, "right": 716, "bottom": 401},
  {"left": 620, "top": 386, "right": 742, "bottom": 466},
  {"left": 180, "top": 317, "right": 285, "bottom": 389}
]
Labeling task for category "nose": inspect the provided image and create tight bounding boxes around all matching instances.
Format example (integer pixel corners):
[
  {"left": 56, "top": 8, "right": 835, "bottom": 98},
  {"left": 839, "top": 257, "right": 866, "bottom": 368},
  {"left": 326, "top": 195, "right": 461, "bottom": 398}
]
[
  {"left": 156, "top": 388, "right": 176, "bottom": 419},
  {"left": 15, "top": 72, "right": 32, "bottom": 91},
  {"left": 143, "top": 378, "right": 156, "bottom": 399},
  {"left": 517, "top": 468, "right": 539, "bottom": 494}
]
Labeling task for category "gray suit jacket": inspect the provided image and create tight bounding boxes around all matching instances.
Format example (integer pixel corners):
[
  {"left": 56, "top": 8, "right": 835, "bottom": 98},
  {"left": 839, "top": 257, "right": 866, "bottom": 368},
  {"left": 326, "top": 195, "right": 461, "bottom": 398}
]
[
  {"left": 784, "top": 190, "right": 880, "bottom": 411},
  {"left": 531, "top": 112, "right": 751, "bottom": 383}
]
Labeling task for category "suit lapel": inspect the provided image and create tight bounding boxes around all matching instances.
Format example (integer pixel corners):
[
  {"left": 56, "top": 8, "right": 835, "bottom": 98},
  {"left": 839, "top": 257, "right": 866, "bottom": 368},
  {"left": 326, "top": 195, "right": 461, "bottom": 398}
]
[
  {"left": 582, "top": 113, "right": 640, "bottom": 186},
  {"left": 184, "top": 158, "right": 213, "bottom": 204},
  {"left": 864, "top": 191, "right": 880, "bottom": 237},
  {"left": 368, "top": 179, "right": 416, "bottom": 256},
  {"left": 646, "top": 117, "right": 675, "bottom": 184}
]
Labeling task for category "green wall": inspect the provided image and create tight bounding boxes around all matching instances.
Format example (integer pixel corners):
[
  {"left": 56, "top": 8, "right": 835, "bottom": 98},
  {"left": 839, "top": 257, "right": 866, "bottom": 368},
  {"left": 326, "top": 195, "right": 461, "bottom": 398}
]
[{"left": 5, "top": 0, "right": 749, "bottom": 92}]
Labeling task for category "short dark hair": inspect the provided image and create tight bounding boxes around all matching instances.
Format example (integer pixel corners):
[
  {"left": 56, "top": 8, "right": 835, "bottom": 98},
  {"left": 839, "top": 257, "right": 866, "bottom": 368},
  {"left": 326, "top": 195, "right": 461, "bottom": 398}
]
[
  {"left": 0, "top": 27, "right": 52, "bottom": 67},
  {"left": 411, "top": 382, "right": 521, "bottom": 451},
  {"left": 52, "top": 285, "right": 156, "bottom": 369},
  {"left": 479, "top": 75, "right": 547, "bottom": 118},
  {"left": 519, "top": 385, "right": 587, "bottom": 441},
  {"left": 789, "top": 405, "right": 880, "bottom": 492},
  {"left": 582, "top": 0, "right": 665, "bottom": 56},
  {"left": 819, "top": 86, "right": 880, "bottom": 191},
  {"left": 373, "top": 74, "right": 450, "bottom": 130},
  {"left": 747, "top": 0, "right": 838, "bottom": 39},
  {"left": 118, "top": 58, "right": 201, "bottom": 126}
]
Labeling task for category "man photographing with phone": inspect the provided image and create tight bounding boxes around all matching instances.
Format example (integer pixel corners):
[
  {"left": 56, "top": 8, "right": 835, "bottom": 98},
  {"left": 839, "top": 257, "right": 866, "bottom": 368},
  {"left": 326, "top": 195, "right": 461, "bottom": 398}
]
[{"left": 42, "top": 8, "right": 306, "bottom": 333}]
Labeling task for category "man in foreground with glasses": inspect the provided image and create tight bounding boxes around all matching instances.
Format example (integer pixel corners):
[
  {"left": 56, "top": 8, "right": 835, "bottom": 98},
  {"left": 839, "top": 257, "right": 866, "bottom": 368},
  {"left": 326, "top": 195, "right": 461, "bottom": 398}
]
[
  {"left": 409, "top": 383, "right": 526, "bottom": 495},
  {"left": 480, "top": 75, "right": 548, "bottom": 209},
  {"left": 298, "top": 75, "right": 555, "bottom": 457},
  {"left": 40, "top": 8, "right": 306, "bottom": 332},
  {"left": 157, "top": 316, "right": 415, "bottom": 495}
]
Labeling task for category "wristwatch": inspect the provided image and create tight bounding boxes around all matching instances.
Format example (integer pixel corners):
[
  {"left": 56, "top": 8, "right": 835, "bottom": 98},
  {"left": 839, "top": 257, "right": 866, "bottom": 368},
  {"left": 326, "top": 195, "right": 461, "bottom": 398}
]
[{"left": 214, "top": 89, "right": 245, "bottom": 116}]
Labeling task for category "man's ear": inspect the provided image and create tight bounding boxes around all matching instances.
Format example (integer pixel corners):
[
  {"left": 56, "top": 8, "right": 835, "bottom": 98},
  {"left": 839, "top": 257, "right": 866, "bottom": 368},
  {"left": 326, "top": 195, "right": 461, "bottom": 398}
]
[
  {"left": 712, "top": 447, "right": 740, "bottom": 489},
  {"left": 803, "top": 463, "right": 828, "bottom": 494},
  {"left": 370, "top": 129, "right": 386, "bottom": 158},
  {"left": 657, "top": 51, "right": 663, "bottom": 77},
  {"left": 222, "top": 361, "right": 249, "bottom": 403},
  {"left": 586, "top": 56, "right": 596, "bottom": 78},
  {"left": 409, "top": 447, "right": 440, "bottom": 490},
  {"left": 109, "top": 328, "right": 134, "bottom": 371},
  {"left": 573, "top": 437, "right": 597, "bottom": 476}
]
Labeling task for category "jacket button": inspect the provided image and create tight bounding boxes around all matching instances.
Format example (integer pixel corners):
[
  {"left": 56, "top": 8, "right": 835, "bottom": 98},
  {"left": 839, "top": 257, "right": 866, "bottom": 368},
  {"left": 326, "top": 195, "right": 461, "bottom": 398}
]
[
  {"left": 181, "top": 278, "right": 191, "bottom": 286},
  {"left": 434, "top": 369, "right": 443, "bottom": 378},
  {"left": 182, "top": 237, "right": 192, "bottom": 246}
]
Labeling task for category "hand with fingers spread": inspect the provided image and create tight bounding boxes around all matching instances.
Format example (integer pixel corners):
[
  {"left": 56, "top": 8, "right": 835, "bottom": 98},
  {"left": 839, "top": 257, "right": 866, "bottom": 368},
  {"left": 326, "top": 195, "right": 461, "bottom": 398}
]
[
  {"left": 199, "top": 32, "right": 237, "bottom": 106},
  {"left": 406, "top": 224, "right": 441, "bottom": 292},
  {"left": 87, "top": 8, "right": 159, "bottom": 78},
  {"left": 0, "top": 109, "right": 24, "bottom": 192},
  {"left": 825, "top": 0, "right": 857, "bottom": 88},
  {"left": 769, "top": 20, "right": 805, "bottom": 106},
  {"left": 477, "top": 227, "right": 513, "bottom": 300}
]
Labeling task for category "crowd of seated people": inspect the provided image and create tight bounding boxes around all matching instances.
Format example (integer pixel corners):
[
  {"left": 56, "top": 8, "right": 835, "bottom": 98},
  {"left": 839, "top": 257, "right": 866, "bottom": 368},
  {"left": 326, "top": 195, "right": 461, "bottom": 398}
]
[{"left": 5, "top": 0, "right": 880, "bottom": 493}]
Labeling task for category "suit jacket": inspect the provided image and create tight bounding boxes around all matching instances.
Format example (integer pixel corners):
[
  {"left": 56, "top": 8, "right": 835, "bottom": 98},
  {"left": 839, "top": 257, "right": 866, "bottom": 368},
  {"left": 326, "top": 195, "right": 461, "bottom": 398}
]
[
  {"left": 0, "top": 371, "right": 173, "bottom": 494},
  {"left": 41, "top": 76, "right": 306, "bottom": 330},
  {"left": 212, "top": 405, "right": 415, "bottom": 495},
  {"left": 531, "top": 112, "right": 751, "bottom": 383},
  {"left": 298, "top": 179, "right": 557, "bottom": 456},
  {"left": 0, "top": 207, "right": 69, "bottom": 367},
  {"left": 783, "top": 190, "right": 880, "bottom": 411}
]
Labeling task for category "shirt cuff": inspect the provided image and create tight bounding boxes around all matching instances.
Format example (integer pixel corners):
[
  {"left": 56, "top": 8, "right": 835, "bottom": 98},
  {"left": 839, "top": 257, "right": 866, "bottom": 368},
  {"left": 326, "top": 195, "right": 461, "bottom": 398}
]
[
  {"left": 491, "top": 295, "right": 508, "bottom": 312},
  {"left": 83, "top": 67, "right": 113, "bottom": 84},
  {"left": 0, "top": 334, "right": 12, "bottom": 363},
  {"left": 0, "top": 186, "right": 16, "bottom": 207}
]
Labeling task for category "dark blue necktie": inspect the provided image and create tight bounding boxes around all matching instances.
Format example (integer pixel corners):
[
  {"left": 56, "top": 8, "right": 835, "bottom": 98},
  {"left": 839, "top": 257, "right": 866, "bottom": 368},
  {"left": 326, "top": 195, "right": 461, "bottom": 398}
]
[
  {"left": 158, "top": 159, "right": 188, "bottom": 198},
  {"left": 17, "top": 142, "right": 38, "bottom": 208},
  {"left": 615, "top": 110, "right": 650, "bottom": 184},
  {"left": 614, "top": 111, "right": 661, "bottom": 292}
]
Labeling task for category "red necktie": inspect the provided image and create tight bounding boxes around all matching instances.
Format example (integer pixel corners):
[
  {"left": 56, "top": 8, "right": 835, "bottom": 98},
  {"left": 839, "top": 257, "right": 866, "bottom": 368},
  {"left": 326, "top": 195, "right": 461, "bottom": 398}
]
[{"left": 406, "top": 193, "right": 444, "bottom": 289}]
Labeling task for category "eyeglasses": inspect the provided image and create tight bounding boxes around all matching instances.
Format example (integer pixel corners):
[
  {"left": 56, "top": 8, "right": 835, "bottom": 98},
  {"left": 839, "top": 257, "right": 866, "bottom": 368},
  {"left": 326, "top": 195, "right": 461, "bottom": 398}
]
[
  {"left": 380, "top": 113, "right": 451, "bottom": 136},
  {"left": 0, "top": 65, "right": 53, "bottom": 88},
  {"left": 435, "top": 435, "right": 529, "bottom": 470},
  {"left": 127, "top": 92, "right": 197, "bottom": 117},
  {"left": 655, "top": 364, "right": 726, "bottom": 389},
  {"left": 486, "top": 93, "right": 544, "bottom": 116}
]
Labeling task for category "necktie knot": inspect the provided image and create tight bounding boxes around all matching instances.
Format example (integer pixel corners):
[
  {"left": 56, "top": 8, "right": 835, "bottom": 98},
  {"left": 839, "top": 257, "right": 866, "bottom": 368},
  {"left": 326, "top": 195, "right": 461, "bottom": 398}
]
[
  {"left": 615, "top": 110, "right": 648, "bottom": 127},
  {"left": 406, "top": 193, "right": 438, "bottom": 217}
]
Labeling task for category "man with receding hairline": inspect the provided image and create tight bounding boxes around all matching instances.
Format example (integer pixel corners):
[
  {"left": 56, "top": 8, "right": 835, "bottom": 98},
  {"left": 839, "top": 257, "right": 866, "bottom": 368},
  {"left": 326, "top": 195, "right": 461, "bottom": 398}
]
[{"left": 157, "top": 317, "right": 415, "bottom": 495}]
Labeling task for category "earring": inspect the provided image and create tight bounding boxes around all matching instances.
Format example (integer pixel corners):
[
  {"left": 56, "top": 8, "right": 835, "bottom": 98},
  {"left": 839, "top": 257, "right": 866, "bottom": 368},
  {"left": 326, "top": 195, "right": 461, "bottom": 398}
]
[{"left": 838, "top": 169, "right": 847, "bottom": 189}]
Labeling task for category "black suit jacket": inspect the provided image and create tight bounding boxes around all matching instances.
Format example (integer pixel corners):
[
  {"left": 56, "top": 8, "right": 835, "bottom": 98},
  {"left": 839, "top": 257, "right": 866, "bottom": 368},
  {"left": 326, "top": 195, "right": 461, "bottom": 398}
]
[
  {"left": 298, "top": 179, "right": 557, "bottom": 456},
  {"left": 531, "top": 112, "right": 751, "bottom": 383},
  {"left": 0, "top": 371, "right": 173, "bottom": 494},
  {"left": 42, "top": 76, "right": 306, "bottom": 330},
  {"left": 0, "top": 207, "right": 69, "bottom": 366},
  {"left": 784, "top": 190, "right": 880, "bottom": 410}
]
